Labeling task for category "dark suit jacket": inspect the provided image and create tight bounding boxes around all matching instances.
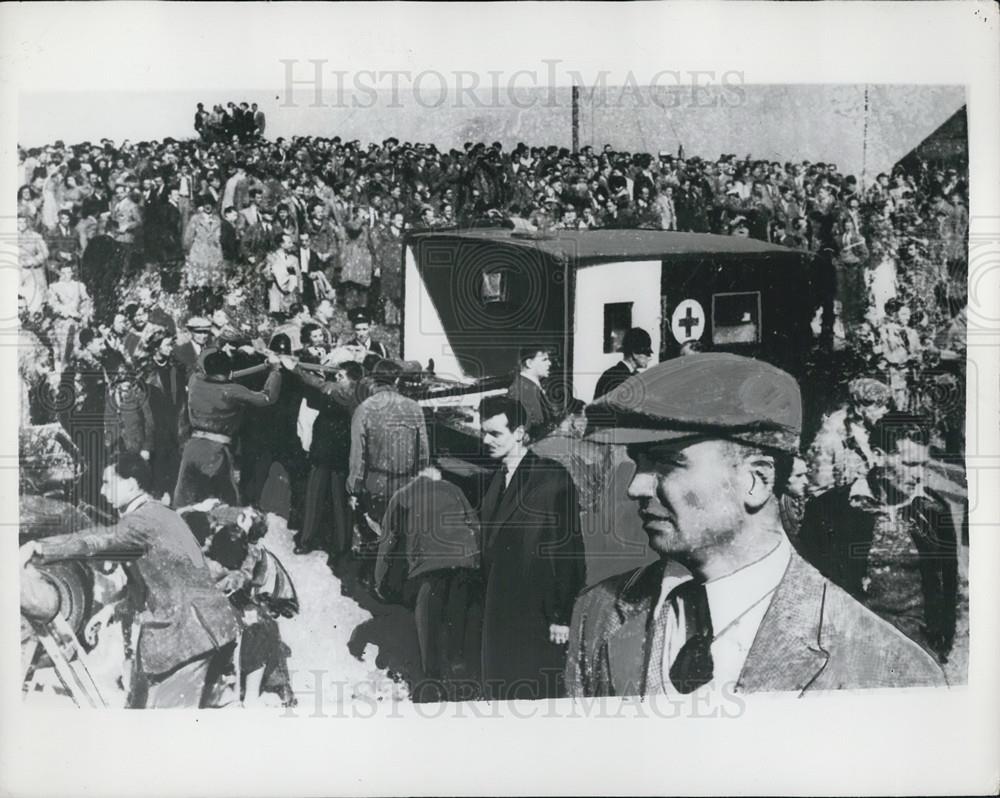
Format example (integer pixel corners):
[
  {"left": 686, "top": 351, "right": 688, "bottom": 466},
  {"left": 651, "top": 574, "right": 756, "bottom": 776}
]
[
  {"left": 593, "top": 361, "right": 636, "bottom": 400},
  {"left": 37, "top": 497, "right": 239, "bottom": 676},
  {"left": 479, "top": 451, "right": 586, "bottom": 697},
  {"left": 566, "top": 550, "right": 945, "bottom": 697},
  {"left": 506, "top": 373, "right": 553, "bottom": 435}
]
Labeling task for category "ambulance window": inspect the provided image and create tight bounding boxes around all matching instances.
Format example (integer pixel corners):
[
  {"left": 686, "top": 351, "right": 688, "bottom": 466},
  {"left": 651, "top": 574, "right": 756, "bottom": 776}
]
[
  {"left": 604, "top": 302, "right": 633, "bottom": 353},
  {"left": 481, "top": 270, "right": 507, "bottom": 303},
  {"left": 712, "top": 292, "right": 761, "bottom": 345}
]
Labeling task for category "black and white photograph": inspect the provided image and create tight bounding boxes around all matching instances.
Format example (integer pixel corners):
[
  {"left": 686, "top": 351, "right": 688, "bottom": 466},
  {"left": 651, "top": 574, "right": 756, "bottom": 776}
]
[{"left": 1, "top": 2, "right": 998, "bottom": 796}]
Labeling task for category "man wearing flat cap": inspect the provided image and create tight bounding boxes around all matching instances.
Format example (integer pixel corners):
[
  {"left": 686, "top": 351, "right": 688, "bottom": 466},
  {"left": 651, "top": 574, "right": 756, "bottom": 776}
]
[{"left": 566, "top": 353, "right": 944, "bottom": 698}]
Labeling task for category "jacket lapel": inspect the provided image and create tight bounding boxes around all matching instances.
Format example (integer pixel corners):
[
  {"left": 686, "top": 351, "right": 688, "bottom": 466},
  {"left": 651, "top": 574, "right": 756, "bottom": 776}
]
[
  {"left": 492, "top": 452, "right": 542, "bottom": 528},
  {"left": 737, "top": 553, "right": 830, "bottom": 694},
  {"left": 606, "top": 560, "right": 665, "bottom": 696}
]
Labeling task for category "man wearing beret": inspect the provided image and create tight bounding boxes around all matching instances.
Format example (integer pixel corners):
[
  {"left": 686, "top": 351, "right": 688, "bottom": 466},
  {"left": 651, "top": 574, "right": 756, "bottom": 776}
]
[{"left": 566, "top": 353, "right": 944, "bottom": 698}]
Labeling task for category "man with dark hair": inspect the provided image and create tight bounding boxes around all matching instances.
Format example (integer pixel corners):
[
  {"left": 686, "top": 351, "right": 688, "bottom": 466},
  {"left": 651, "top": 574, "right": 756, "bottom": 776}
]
[
  {"left": 478, "top": 395, "right": 586, "bottom": 700},
  {"left": 173, "top": 347, "right": 283, "bottom": 508},
  {"left": 506, "top": 343, "right": 555, "bottom": 436},
  {"left": 567, "top": 354, "right": 944, "bottom": 699},
  {"left": 798, "top": 413, "right": 960, "bottom": 663},
  {"left": 593, "top": 327, "right": 654, "bottom": 400},
  {"left": 22, "top": 452, "right": 239, "bottom": 708}
]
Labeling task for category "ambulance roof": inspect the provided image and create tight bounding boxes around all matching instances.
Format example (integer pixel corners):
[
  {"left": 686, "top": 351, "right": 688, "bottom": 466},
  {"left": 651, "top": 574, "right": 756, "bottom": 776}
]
[{"left": 405, "top": 227, "right": 801, "bottom": 264}]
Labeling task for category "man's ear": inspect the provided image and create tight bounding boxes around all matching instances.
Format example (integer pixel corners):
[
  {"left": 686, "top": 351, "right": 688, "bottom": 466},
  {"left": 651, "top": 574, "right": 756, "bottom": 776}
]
[{"left": 743, "top": 453, "right": 776, "bottom": 511}]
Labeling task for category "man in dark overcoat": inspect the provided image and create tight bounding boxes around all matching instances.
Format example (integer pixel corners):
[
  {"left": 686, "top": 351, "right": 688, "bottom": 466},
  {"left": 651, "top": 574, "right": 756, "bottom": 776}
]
[{"left": 478, "top": 395, "right": 586, "bottom": 700}]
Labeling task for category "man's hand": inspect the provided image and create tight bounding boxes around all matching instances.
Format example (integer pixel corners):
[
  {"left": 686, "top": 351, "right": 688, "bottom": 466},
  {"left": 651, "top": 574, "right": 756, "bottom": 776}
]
[
  {"left": 347, "top": 495, "right": 359, "bottom": 510},
  {"left": 265, "top": 351, "right": 281, "bottom": 367},
  {"left": 140, "top": 450, "right": 150, "bottom": 461},
  {"left": 549, "top": 624, "right": 570, "bottom": 645}
]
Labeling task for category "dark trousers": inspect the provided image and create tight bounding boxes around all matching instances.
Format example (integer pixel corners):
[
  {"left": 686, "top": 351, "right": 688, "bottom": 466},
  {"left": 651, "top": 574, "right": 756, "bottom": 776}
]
[
  {"left": 173, "top": 440, "right": 239, "bottom": 509},
  {"left": 407, "top": 569, "right": 483, "bottom": 702},
  {"left": 299, "top": 465, "right": 351, "bottom": 554},
  {"left": 150, "top": 444, "right": 181, "bottom": 501}
]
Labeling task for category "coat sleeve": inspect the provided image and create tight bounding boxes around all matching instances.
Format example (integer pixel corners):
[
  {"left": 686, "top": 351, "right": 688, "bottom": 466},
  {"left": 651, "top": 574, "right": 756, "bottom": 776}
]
[
  {"left": 541, "top": 470, "right": 587, "bottom": 627},
  {"left": 229, "top": 368, "right": 282, "bottom": 408},
  {"left": 347, "top": 404, "right": 367, "bottom": 495},
  {"left": 37, "top": 516, "right": 150, "bottom": 563}
]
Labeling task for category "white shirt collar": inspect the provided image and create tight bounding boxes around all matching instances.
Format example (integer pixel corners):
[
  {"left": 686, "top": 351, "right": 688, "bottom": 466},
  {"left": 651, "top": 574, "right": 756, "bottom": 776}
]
[{"left": 654, "top": 534, "right": 791, "bottom": 634}]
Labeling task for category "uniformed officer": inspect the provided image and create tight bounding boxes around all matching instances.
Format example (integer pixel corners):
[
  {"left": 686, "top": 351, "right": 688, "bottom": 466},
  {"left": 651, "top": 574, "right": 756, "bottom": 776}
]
[
  {"left": 341, "top": 308, "right": 389, "bottom": 359},
  {"left": 173, "top": 348, "right": 283, "bottom": 508},
  {"left": 566, "top": 353, "right": 944, "bottom": 699}
]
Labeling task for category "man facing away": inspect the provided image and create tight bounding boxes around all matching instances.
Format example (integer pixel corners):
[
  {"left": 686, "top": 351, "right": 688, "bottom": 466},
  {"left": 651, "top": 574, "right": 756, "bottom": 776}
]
[
  {"left": 566, "top": 353, "right": 945, "bottom": 699},
  {"left": 22, "top": 453, "right": 239, "bottom": 708},
  {"left": 173, "top": 349, "right": 282, "bottom": 508}
]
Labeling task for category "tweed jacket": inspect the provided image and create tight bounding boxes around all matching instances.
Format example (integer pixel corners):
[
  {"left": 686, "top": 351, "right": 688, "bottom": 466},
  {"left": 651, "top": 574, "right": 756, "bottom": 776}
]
[
  {"left": 566, "top": 550, "right": 945, "bottom": 697},
  {"left": 37, "top": 497, "right": 238, "bottom": 676}
]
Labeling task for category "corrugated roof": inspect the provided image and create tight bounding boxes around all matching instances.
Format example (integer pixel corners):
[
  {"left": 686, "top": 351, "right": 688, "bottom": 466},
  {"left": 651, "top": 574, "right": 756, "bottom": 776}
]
[{"left": 405, "top": 227, "right": 800, "bottom": 263}]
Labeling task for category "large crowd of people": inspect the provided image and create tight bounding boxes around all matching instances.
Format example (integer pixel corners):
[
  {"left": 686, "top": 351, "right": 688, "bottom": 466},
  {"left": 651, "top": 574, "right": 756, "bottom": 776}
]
[{"left": 17, "top": 104, "right": 969, "bottom": 707}]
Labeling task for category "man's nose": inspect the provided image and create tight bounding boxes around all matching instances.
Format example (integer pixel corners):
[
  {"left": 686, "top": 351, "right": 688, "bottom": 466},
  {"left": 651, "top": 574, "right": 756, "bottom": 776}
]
[{"left": 627, "top": 471, "right": 656, "bottom": 501}]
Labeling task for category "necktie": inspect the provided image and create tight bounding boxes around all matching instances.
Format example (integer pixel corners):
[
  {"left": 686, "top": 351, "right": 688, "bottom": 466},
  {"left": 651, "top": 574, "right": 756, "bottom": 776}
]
[
  {"left": 493, "top": 464, "right": 509, "bottom": 518},
  {"left": 667, "top": 580, "right": 715, "bottom": 694}
]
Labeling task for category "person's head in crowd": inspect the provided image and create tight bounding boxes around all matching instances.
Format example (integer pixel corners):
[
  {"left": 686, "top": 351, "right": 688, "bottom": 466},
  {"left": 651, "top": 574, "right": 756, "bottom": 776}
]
[
  {"left": 621, "top": 327, "right": 654, "bottom": 371},
  {"left": 114, "top": 184, "right": 128, "bottom": 202},
  {"left": 785, "top": 455, "right": 809, "bottom": 500},
  {"left": 314, "top": 297, "right": 335, "bottom": 325},
  {"left": 197, "top": 195, "right": 215, "bottom": 215},
  {"left": 17, "top": 214, "right": 31, "bottom": 234},
  {"left": 57, "top": 262, "right": 76, "bottom": 284},
  {"left": 110, "top": 312, "right": 128, "bottom": 337},
  {"left": 349, "top": 308, "right": 374, "bottom": 343},
  {"left": 204, "top": 349, "right": 234, "bottom": 380},
  {"left": 868, "top": 413, "right": 932, "bottom": 503},
  {"left": 101, "top": 452, "right": 153, "bottom": 510},
  {"left": 56, "top": 208, "right": 73, "bottom": 228},
  {"left": 269, "top": 333, "right": 293, "bottom": 357},
  {"left": 300, "top": 322, "right": 326, "bottom": 349},
  {"left": 334, "top": 360, "right": 363, "bottom": 388},
  {"left": 285, "top": 302, "right": 309, "bottom": 324},
  {"left": 480, "top": 395, "right": 531, "bottom": 461},
  {"left": 223, "top": 206, "right": 237, "bottom": 225},
  {"left": 279, "top": 231, "right": 296, "bottom": 253},
  {"left": 125, "top": 302, "right": 149, "bottom": 331},
  {"left": 186, "top": 315, "right": 213, "bottom": 347},
  {"left": 78, "top": 325, "right": 105, "bottom": 358},
  {"left": 847, "top": 377, "right": 891, "bottom": 427},
  {"left": 371, "top": 358, "right": 402, "bottom": 388},
  {"left": 148, "top": 330, "right": 175, "bottom": 364},
  {"left": 518, "top": 344, "right": 552, "bottom": 382}
]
